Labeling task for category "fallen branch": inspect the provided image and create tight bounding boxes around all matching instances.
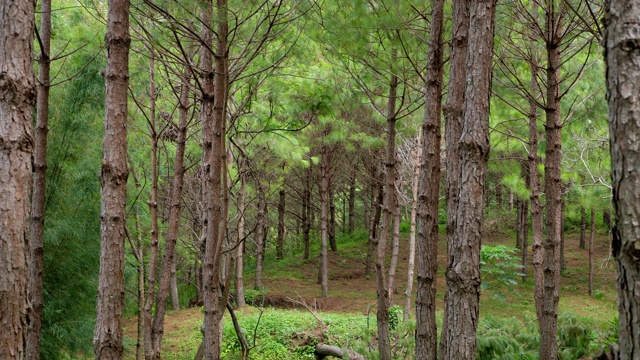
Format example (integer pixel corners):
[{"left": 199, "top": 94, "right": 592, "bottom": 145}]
[
  {"left": 286, "top": 292, "right": 325, "bottom": 327},
  {"left": 314, "top": 343, "right": 366, "bottom": 360}
]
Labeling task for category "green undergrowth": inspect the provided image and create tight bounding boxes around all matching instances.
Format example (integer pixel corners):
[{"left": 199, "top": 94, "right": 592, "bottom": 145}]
[{"left": 121, "top": 306, "right": 618, "bottom": 360}]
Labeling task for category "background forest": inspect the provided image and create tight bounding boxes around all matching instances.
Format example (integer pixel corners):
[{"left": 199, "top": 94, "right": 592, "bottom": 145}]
[{"left": 1, "top": 0, "right": 623, "bottom": 359}]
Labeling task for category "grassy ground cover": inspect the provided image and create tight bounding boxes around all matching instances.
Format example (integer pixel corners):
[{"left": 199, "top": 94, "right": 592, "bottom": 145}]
[{"left": 122, "top": 225, "right": 618, "bottom": 359}]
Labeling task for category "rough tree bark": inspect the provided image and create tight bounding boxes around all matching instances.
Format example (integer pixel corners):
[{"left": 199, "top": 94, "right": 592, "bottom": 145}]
[
  {"left": 148, "top": 72, "right": 191, "bottom": 360},
  {"left": 365, "top": 164, "right": 383, "bottom": 278},
  {"left": 441, "top": 1, "right": 496, "bottom": 359},
  {"left": 439, "top": 0, "right": 469, "bottom": 355},
  {"left": 202, "top": 0, "right": 229, "bottom": 357},
  {"left": 93, "top": 0, "right": 130, "bottom": 357},
  {"left": 537, "top": 1, "right": 563, "bottom": 357},
  {"left": 0, "top": 0, "right": 35, "bottom": 357},
  {"left": 27, "top": 0, "right": 51, "bottom": 357},
  {"left": 415, "top": 0, "right": 444, "bottom": 356},
  {"left": 374, "top": 47, "right": 399, "bottom": 360},
  {"left": 604, "top": 2, "right": 640, "bottom": 354},
  {"left": 387, "top": 193, "right": 401, "bottom": 304},
  {"left": 143, "top": 47, "right": 160, "bottom": 360},
  {"left": 526, "top": 18, "right": 544, "bottom": 299},
  {"left": 254, "top": 184, "right": 266, "bottom": 290},
  {"left": 329, "top": 188, "right": 337, "bottom": 252}
]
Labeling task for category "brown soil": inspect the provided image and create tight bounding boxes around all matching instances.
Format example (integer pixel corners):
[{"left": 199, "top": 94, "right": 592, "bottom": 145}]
[{"left": 254, "top": 229, "right": 617, "bottom": 316}]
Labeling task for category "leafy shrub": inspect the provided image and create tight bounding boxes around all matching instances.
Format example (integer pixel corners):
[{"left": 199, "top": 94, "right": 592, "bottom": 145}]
[
  {"left": 480, "top": 244, "right": 524, "bottom": 299},
  {"left": 399, "top": 221, "right": 411, "bottom": 234},
  {"left": 388, "top": 305, "right": 402, "bottom": 331},
  {"left": 243, "top": 288, "right": 268, "bottom": 305},
  {"left": 589, "top": 316, "right": 619, "bottom": 354},
  {"left": 477, "top": 313, "right": 617, "bottom": 360}
]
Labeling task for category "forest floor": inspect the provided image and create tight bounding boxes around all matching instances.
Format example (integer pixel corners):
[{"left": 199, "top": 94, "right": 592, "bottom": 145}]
[
  {"left": 123, "top": 226, "right": 619, "bottom": 358},
  {"left": 241, "top": 227, "right": 617, "bottom": 321}
]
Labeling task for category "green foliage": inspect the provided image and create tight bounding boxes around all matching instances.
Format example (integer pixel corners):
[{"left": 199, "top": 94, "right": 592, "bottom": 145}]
[
  {"left": 388, "top": 305, "right": 402, "bottom": 331},
  {"left": 399, "top": 221, "right": 411, "bottom": 234},
  {"left": 588, "top": 316, "right": 619, "bottom": 355},
  {"left": 41, "top": 40, "right": 105, "bottom": 358},
  {"left": 480, "top": 245, "right": 524, "bottom": 299},
  {"left": 477, "top": 313, "right": 615, "bottom": 360},
  {"left": 243, "top": 288, "right": 269, "bottom": 306}
]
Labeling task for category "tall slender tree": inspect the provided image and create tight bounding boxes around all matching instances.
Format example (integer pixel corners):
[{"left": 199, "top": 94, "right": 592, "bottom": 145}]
[
  {"left": 28, "top": 0, "right": 52, "bottom": 357},
  {"left": 202, "top": 0, "right": 230, "bottom": 358},
  {"left": 415, "top": 0, "right": 444, "bottom": 356},
  {"left": 439, "top": 0, "right": 469, "bottom": 353},
  {"left": 143, "top": 46, "right": 161, "bottom": 360},
  {"left": 403, "top": 133, "right": 421, "bottom": 322},
  {"left": 319, "top": 142, "right": 331, "bottom": 296},
  {"left": 93, "top": 0, "right": 130, "bottom": 357},
  {"left": 441, "top": 0, "right": 496, "bottom": 358},
  {"left": 0, "top": 0, "right": 35, "bottom": 358},
  {"left": 148, "top": 69, "right": 192, "bottom": 360},
  {"left": 372, "top": 44, "right": 400, "bottom": 360}
]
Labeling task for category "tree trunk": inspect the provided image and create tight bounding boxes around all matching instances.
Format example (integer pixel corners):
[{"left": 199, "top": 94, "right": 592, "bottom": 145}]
[
  {"left": 315, "top": 344, "right": 365, "bottom": 360},
  {"left": 516, "top": 199, "right": 524, "bottom": 249},
  {"left": 130, "top": 171, "right": 146, "bottom": 360},
  {"left": 496, "top": 181, "right": 503, "bottom": 209},
  {"left": 144, "top": 48, "right": 161, "bottom": 360},
  {"left": 580, "top": 206, "right": 587, "bottom": 249},
  {"left": 415, "top": 0, "right": 444, "bottom": 355},
  {"left": 522, "top": 200, "right": 529, "bottom": 280},
  {"left": 348, "top": 171, "right": 356, "bottom": 234},
  {"left": 439, "top": 0, "right": 469, "bottom": 355},
  {"left": 526, "top": 8, "right": 545, "bottom": 341},
  {"left": 404, "top": 132, "right": 422, "bottom": 322},
  {"left": 202, "top": 0, "right": 229, "bottom": 357},
  {"left": 602, "top": 209, "right": 612, "bottom": 230},
  {"left": 441, "top": 1, "right": 496, "bottom": 359},
  {"left": 171, "top": 262, "right": 180, "bottom": 311},
  {"left": 374, "top": 47, "right": 399, "bottom": 360},
  {"left": 0, "top": 1, "right": 35, "bottom": 357},
  {"left": 605, "top": 4, "right": 640, "bottom": 356},
  {"left": 27, "top": 0, "right": 51, "bottom": 357},
  {"left": 365, "top": 178, "right": 383, "bottom": 278},
  {"left": 589, "top": 208, "right": 595, "bottom": 297},
  {"left": 387, "top": 193, "right": 401, "bottom": 304},
  {"left": 537, "top": 3, "right": 563, "bottom": 357},
  {"left": 236, "top": 165, "right": 247, "bottom": 307},
  {"left": 148, "top": 72, "right": 191, "bottom": 359},
  {"left": 255, "top": 185, "right": 266, "bottom": 290},
  {"left": 93, "top": 0, "right": 130, "bottom": 357},
  {"left": 302, "top": 168, "right": 311, "bottom": 260},
  {"left": 137, "top": 247, "right": 145, "bottom": 360},
  {"left": 319, "top": 145, "right": 330, "bottom": 297},
  {"left": 329, "top": 188, "right": 337, "bottom": 252},
  {"left": 560, "top": 191, "right": 566, "bottom": 272},
  {"left": 277, "top": 187, "right": 285, "bottom": 260}
]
